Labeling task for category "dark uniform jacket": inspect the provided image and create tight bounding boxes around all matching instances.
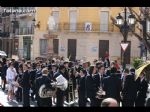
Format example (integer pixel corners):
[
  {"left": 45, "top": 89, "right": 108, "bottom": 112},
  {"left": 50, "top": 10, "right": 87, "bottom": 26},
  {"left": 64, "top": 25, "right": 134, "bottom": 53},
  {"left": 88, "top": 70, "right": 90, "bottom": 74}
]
[
  {"left": 103, "top": 73, "right": 122, "bottom": 102},
  {"left": 93, "top": 73, "right": 106, "bottom": 95},
  {"left": 1, "top": 63, "right": 8, "bottom": 79},
  {"left": 22, "top": 70, "right": 31, "bottom": 89},
  {"left": 85, "top": 74, "right": 95, "bottom": 98},
  {"left": 78, "top": 76, "right": 86, "bottom": 96},
  {"left": 35, "top": 75, "right": 54, "bottom": 106},
  {"left": 35, "top": 75, "right": 53, "bottom": 98},
  {"left": 122, "top": 74, "right": 140, "bottom": 100},
  {"left": 137, "top": 78, "right": 148, "bottom": 100},
  {"left": 36, "top": 69, "right": 42, "bottom": 79}
]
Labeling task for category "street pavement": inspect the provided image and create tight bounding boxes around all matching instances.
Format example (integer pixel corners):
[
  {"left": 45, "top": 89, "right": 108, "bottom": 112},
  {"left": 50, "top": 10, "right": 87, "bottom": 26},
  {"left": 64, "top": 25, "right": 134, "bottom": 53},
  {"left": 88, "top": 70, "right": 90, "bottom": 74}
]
[{"left": 0, "top": 87, "right": 37, "bottom": 107}]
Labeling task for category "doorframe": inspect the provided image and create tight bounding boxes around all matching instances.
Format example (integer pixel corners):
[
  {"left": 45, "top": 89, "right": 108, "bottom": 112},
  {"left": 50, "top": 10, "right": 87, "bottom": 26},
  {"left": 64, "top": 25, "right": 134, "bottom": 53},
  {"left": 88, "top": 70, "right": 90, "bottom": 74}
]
[
  {"left": 67, "top": 39, "right": 77, "bottom": 61},
  {"left": 99, "top": 40, "right": 109, "bottom": 61}
]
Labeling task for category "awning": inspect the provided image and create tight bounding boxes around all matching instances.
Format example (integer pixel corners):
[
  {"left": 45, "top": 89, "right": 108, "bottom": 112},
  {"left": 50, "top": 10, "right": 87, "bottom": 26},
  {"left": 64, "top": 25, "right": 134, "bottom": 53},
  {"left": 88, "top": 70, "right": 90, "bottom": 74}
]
[{"left": 0, "top": 51, "right": 7, "bottom": 56}]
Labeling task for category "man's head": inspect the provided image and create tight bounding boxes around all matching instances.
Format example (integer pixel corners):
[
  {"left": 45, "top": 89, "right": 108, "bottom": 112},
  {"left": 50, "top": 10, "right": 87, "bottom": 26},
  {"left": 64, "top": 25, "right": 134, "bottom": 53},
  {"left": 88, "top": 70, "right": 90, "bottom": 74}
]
[
  {"left": 42, "top": 68, "right": 49, "bottom": 76},
  {"left": 123, "top": 68, "right": 129, "bottom": 76},
  {"left": 110, "top": 67, "right": 117, "bottom": 74},
  {"left": 130, "top": 68, "right": 135, "bottom": 75},
  {"left": 101, "top": 98, "right": 119, "bottom": 107},
  {"left": 98, "top": 65, "right": 105, "bottom": 74},
  {"left": 64, "top": 61, "right": 69, "bottom": 68},
  {"left": 59, "top": 64, "right": 65, "bottom": 73}
]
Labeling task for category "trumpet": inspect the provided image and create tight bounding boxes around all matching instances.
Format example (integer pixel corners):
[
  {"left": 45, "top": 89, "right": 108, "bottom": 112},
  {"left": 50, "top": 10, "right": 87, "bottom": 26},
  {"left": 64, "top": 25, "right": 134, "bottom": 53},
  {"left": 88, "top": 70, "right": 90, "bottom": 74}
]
[{"left": 95, "top": 86, "right": 106, "bottom": 99}]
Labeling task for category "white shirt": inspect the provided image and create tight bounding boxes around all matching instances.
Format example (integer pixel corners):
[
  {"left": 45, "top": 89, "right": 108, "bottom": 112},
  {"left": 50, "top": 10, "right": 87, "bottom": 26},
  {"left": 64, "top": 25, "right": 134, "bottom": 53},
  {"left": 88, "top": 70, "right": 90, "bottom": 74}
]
[{"left": 6, "top": 67, "right": 17, "bottom": 81}]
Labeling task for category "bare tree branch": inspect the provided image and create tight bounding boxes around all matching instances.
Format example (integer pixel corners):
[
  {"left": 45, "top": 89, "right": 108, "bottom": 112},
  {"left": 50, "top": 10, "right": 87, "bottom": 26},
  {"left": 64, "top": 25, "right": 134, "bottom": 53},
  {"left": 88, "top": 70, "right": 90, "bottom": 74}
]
[
  {"left": 131, "top": 30, "right": 143, "bottom": 41},
  {"left": 143, "top": 38, "right": 150, "bottom": 51}
]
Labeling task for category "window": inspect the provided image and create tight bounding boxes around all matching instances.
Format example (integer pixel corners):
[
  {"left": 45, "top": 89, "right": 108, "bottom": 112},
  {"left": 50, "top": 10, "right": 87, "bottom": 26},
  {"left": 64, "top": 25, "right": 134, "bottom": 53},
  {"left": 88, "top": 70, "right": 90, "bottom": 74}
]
[
  {"left": 100, "top": 11, "right": 109, "bottom": 32},
  {"left": 52, "top": 11, "right": 59, "bottom": 31},
  {"left": 40, "top": 39, "right": 48, "bottom": 55},
  {"left": 147, "top": 20, "right": 150, "bottom": 33},
  {"left": 69, "top": 10, "right": 77, "bottom": 32}
]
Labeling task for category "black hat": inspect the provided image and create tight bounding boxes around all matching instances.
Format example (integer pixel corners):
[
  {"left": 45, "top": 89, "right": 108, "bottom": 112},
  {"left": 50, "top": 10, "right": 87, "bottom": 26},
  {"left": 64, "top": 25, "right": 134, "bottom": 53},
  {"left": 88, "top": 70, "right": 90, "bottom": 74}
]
[
  {"left": 52, "top": 64, "right": 57, "bottom": 67},
  {"left": 130, "top": 68, "right": 135, "bottom": 74},
  {"left": 59, "top": 64, "right": 65, "bottom": 70},
  {"left": 47, "top": 64, "right": 52, "bottom": 70},
  {"left": 111, "top": 67, "right": 117, "bottom": 74}
]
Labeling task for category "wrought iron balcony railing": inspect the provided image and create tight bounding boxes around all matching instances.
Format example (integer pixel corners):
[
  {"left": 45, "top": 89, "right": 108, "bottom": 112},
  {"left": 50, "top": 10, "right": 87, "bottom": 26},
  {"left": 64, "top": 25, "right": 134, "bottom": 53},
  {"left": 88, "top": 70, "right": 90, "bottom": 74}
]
[
  {"left": 16, "top": 27, "right": 34, "bottom": 35},
  {"left": 51, "top": 22, "right": 115, "bottom": 33},
  {"left": 0, "top": 32, "right": 10, "bottom": 37}
]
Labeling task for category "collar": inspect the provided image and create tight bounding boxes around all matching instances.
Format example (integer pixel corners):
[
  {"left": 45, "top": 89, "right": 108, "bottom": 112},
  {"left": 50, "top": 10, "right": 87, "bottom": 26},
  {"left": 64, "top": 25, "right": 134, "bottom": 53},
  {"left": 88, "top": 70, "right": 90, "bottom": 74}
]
[
  {"left": 42, "top": 74, "right": 47, "bottom": 76},
  {"left": 141, "top": 77, "right": 145, "bottom": 82}
]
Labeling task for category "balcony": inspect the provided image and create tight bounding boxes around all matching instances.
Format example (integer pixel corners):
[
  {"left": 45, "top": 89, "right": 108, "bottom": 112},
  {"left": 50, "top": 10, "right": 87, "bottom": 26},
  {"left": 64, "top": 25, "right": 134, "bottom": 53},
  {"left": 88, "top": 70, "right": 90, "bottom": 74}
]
[
  {"left": 16, "top": 27, "right": 34, "bottom": 35},
  {"left": 55, "top": 22, "right": 115, "bottom": 33},
  {"left": 0, "top": 32, "right": 10, "bottom": 37}
]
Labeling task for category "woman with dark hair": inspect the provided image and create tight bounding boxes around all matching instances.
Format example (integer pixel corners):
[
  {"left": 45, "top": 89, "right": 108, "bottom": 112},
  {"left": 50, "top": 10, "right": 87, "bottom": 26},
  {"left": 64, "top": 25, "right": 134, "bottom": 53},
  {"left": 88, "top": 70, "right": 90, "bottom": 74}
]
[
  {"left": 15, "top": 67, "right": 23, "bottom": 102},
  {"left": 86, "top": 65, "right": 97, "bottom": 107}
]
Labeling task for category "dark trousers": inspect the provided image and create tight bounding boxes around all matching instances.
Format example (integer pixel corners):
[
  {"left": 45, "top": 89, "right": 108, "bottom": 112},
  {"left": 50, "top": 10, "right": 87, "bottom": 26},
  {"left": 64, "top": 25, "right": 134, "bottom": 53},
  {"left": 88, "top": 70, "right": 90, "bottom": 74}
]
[
  {"left": 1, "top": 77, "right": 6, "bottom": 90},
  {"left": 16, "top": 87, "right": 22, "bottom": 102},
  {"left": 135, "top": 98, "right": 146, "bottom": 107},
  {"left": 23, "top": 88, "right": 30, "bottom": 107},
  {"left": 79, "top": 96, "right": 86, "bottom": 107},
  {"left": 89, "top": 97, "right": 97, "bottom": 107},
  {"left": 37, "top": 98, "right": 52, "bottom": 107},
  {"left": 122, "top": 99, "right": 135, "bottom": 107},
  {"left": 31, "top": 86, "right": 36, "bottom": 100},
  {"left": 95, "top": 98, "right": 104, "bottom": 107},
  {"left": 78, "top": 91, "right": 86, "bottom": 107},
  {"left": 56, "top": 90, "right": 64, "bottom": 107}
]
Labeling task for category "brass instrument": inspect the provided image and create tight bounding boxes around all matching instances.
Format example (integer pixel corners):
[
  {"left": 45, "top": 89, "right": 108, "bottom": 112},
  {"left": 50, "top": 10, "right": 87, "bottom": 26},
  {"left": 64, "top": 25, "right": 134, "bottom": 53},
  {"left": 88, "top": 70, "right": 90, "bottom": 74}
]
[
  {"left": 68, "top": 77, "right": 75, "bottom": 103},
  {"left": 65, "top": 68, "right": 76, "bottom": 106},
  {"left": 95, "top": 86, "right": 105, "bottom": 99},
  {"left": 38, "top": 84, "right": 57, "bottom": 98},
  {"left": 39, "top": 74, "right": 68, "bottom": 98}
]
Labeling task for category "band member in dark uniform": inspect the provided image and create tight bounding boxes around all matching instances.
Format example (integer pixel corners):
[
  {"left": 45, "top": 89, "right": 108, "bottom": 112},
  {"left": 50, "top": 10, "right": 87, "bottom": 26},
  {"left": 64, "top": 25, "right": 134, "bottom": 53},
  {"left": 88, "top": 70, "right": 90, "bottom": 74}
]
[
  {"left": 30, "top": 63, "right": 37, "bottom": 101},
  {"left": 35, "top": 68, "right": 54, "bottom": 107},
  {"left": 103, "top": 67, "right": 122, "bottom": 104},
  {"left": 86, "top": 65, "right": 97, "bottom": 107},
  {"left": 15, "top": 67, "right": 23, "bottom": 102},
  {"left": 22, "top": 64, "right": 31, "bottom": 107},
  {"left": 122, "top": 68, "right": 139, "bottom": 107},
  {"left": 135, "top": 71, "right": 148, "bottom": 107},
  {"left": 1, "top": 58, "right": 8, "bottom": 91},
  {"left": 93, "top": 65, "right": 106, "bottom": 106},
  {"left": 63, "top": 61, "right": 70, "bottom": 103},
  {"left": 48, "top": 64, "right": 58, "bottom": 104},
  {"left": 36, "top": 63, "right": 42, "bottom": 79},
  {"left": 53, "top": 64, "right": 66, "bottom": 107},
  {"left": 78, "top": 68, "right": 87, "bottom": 107},
  {"left": 48, "top": 64, "right": 58, "bottom": 80}
]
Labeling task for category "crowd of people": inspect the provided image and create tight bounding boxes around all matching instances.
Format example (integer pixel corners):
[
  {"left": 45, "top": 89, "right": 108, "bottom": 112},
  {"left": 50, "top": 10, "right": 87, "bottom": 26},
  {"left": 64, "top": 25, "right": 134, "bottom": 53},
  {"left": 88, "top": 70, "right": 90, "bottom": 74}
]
[{"left": 0, "top": 56, "right": 149, "bottom": 107}]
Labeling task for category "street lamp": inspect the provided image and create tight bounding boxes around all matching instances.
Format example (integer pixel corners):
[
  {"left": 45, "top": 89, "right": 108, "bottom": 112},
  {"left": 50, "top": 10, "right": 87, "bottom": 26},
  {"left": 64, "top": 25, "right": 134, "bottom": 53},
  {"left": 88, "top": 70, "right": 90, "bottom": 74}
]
[{"left": 116, "top": 7, "right": 136, "bottom": 70}]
